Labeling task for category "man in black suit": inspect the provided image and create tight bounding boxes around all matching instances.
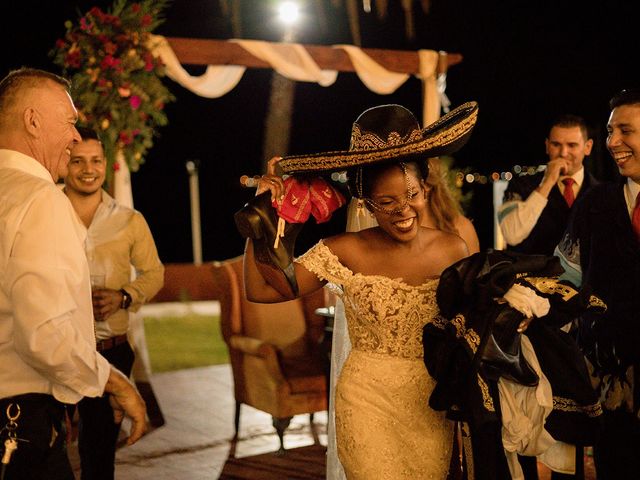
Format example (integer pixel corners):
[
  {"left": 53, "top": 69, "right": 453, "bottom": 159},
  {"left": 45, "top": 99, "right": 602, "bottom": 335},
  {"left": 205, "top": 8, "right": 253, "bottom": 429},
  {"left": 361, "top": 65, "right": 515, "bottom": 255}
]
[
  {"left": 556, "top": 88, "right": 640, "bottom": 479},
  {"left": 498, "top": 114, "right": 597, "bottom": 255},
  {"left": 499, "top": 114, "right": 598, "bottom": 479}
]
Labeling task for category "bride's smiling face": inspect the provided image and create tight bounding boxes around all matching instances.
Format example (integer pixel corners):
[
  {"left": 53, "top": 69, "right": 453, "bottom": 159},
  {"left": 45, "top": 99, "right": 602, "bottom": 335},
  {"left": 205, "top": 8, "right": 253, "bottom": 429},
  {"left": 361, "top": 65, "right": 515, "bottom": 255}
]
[{"left": 367, "top": 163, "right": 427, "bottom": 242}]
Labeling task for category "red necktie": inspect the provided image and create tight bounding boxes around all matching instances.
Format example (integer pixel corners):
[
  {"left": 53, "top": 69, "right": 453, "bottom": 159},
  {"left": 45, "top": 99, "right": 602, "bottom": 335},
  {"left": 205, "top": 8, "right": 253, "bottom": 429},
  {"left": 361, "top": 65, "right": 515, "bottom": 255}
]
[
  {"left": 632, "top": 191, "right": 640, "bottom": 241},
  {"left": 562, "top": 178, "right": 575, "bottom": 208}
]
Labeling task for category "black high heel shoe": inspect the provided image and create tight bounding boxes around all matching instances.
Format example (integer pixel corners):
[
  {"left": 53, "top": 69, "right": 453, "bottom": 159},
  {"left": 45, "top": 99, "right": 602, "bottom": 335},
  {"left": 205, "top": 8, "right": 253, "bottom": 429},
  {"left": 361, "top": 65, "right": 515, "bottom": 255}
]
[{"left": 234, "top": 192, "right": 302, "bottom": 299}]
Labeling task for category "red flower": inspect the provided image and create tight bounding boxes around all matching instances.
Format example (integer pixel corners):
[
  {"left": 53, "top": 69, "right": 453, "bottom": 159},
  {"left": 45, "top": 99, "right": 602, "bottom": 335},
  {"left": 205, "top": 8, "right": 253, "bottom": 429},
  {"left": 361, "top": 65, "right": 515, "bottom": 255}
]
[
  {"left": 113, "top": 161, "right": 120, "bottom": 172},
  {"left": 143, "top": 52, "right": 155, "bottom": 71},
  {"left": 55, "top": 39, "right": 66, "bottom": 49},
  {"left": 131, "top": 3, "right": 141, "bottom": 13},
  {"left": 88, "top": 7, "right": 105, "bottom": 21},
  {"left": 65, "top": 51, "right": 81, "bottom": 68},
  {"left": 141, "top": 14, "right": 152, "bottom": 27},
  {"left": 104, "top": 41, "right": 117, "bottom": 55},
  {"left": 100, "top": 55, "right": 121, "bottom": 70},
  {"left": 119, "top": 131, "right": 133, "bottom": 145}
]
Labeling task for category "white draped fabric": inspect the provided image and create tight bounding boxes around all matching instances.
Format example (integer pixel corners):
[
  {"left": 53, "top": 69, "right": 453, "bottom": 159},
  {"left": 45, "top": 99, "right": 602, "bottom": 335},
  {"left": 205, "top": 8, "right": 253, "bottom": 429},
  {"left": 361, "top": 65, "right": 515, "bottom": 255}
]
[
  {"left": 148, "top": 34, "right": 447, "bottom": 125},
  {"left": 149, "top": 35, "right": 246, "bottom": 98},
  {"left": 232, "top": 39, "right": 338, "bottom": 86}
]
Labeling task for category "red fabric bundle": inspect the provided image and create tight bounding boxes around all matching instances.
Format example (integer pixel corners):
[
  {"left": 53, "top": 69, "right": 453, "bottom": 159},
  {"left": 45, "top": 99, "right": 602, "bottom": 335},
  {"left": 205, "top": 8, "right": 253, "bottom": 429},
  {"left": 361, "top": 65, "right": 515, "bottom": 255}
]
[{"left": 273, "top": 177, "right": 346, "bottom": 224}]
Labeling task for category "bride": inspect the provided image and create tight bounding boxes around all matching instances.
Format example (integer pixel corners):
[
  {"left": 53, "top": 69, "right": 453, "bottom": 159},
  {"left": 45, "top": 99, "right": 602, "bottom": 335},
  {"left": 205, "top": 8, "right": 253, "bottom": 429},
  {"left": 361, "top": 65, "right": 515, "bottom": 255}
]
[{"left": 241, "top": 102, "right": 478, "bottom": 478}]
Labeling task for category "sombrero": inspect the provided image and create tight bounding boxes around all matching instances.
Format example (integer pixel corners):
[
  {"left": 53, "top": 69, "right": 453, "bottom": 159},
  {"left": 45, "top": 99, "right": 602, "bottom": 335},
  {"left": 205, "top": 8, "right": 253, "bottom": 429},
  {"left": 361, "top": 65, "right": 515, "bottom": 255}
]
[{"left": 278, "top": 101, "right": 478, "bottom": 175}]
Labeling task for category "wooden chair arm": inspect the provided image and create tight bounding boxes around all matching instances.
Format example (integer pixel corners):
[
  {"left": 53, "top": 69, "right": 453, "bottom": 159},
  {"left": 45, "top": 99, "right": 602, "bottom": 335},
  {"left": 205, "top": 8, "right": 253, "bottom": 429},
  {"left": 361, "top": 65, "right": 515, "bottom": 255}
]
[{"left": 228, "top": 335, "right": 286, "bottom": 383}]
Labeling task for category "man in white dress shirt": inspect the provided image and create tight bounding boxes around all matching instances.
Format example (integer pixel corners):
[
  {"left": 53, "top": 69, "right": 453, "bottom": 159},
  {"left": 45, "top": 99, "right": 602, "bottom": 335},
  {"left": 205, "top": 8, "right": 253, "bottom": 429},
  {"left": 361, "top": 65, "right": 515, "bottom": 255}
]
[
  {"left": 0, "top": 67, "right": 146, "bottom": 480},
  {"left": 498, "top": 114, "right": 597, "bottom": 256}
]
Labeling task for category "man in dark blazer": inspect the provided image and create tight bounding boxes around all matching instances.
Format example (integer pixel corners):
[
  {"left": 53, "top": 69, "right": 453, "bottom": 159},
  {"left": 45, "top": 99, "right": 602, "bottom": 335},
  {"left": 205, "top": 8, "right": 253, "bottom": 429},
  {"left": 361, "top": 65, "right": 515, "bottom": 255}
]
[
  {"left": 498, "top": 114, "right": 597, "bottom": 255},
  {"left": 556, "top": 88, "right": 640, "bottom": 479}
]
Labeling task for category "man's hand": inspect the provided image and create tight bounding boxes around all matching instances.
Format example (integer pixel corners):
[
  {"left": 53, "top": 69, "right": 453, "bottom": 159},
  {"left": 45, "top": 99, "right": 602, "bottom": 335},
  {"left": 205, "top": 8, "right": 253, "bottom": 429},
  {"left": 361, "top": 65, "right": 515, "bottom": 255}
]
[
  {"left": 104, "top": 366, "right": 147, "bottom": 445},
  {"left": 92, "top": 288, "right": 126, "bottom": 321},
  {"left": 536, "top": 157, "right": 570, "bottom": 198}
]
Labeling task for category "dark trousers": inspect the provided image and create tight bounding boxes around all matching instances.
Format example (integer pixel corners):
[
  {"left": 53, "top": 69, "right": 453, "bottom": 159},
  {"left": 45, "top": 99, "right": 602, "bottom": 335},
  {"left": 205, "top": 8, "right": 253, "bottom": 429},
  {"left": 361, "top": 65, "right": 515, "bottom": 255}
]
[
  {"left": 77, "top": 341, "right": 135, "bottom": 480},
  {"left": 0, "top": 393, "right": 74, "bottom": 480},
  {"left": 593, "top": 409, "right": 640, "bottom": 479}
]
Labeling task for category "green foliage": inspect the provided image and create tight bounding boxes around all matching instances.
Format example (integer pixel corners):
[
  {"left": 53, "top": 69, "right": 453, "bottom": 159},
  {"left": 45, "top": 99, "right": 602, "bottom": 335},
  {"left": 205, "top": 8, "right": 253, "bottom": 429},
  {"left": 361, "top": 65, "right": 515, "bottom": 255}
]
[
  {"left": 144, "top": 313, "right": 229, "bottom": 372},
  {"left": 50, "top": 0, "right": 175, "bottom": 181}
]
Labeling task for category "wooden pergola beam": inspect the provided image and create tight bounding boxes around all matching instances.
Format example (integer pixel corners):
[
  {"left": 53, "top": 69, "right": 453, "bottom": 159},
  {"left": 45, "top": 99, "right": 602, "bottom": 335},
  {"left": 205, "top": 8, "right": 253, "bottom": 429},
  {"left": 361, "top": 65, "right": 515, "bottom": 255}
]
[{"left": 165, "top": 37, "right": 462, "bottom": 75}]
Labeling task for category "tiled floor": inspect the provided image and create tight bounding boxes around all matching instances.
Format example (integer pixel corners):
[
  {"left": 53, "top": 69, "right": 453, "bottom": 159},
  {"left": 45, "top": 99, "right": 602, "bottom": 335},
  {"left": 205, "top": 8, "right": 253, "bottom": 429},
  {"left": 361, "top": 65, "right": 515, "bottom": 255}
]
[{"left": 68, "top": 364, "right": 328, "bottom": 479}]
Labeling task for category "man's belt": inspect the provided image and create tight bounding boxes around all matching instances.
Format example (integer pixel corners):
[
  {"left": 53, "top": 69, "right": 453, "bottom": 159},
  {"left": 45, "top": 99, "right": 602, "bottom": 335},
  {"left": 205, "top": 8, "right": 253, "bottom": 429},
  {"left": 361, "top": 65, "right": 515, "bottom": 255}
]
[{"left": 96, "top": 334, "right": 129, "bottom": 352}]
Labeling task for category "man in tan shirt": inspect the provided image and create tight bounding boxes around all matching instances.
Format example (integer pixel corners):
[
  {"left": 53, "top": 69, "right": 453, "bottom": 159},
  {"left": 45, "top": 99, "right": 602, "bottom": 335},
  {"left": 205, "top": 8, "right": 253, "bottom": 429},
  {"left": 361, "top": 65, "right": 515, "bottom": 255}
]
[{"left": 64, "top": 126, "right": 164, "bottom": 480}]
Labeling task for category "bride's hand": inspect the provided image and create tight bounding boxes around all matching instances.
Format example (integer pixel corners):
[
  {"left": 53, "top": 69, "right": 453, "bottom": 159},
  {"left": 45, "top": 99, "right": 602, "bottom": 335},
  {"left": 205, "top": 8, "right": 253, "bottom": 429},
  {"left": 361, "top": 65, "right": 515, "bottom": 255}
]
[{"left": 256, "top": 156, "right": 285, "bottom": 203}]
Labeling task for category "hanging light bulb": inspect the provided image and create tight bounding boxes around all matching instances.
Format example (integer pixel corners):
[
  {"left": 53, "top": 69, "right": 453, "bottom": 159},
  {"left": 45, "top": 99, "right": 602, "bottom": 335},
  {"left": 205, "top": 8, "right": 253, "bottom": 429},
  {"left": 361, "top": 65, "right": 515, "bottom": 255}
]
[{"left": 278, "top": 1, "right": 300, "bottom": 25}]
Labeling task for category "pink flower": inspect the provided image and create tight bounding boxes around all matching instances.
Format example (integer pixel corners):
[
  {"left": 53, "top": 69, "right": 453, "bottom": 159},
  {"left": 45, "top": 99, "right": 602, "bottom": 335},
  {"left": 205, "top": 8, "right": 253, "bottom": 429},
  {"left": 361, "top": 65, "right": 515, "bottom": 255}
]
[
  {"left": 129, "top": 95, "right": 142, "bottom": 110},
  {"left": 79, "top": 17, "right": 92, "bottom": 32}
]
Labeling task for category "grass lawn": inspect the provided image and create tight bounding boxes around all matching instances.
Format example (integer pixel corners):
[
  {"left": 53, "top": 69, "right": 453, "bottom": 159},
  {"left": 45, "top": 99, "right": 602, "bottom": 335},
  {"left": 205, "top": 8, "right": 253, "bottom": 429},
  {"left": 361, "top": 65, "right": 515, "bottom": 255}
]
[{"left": 143, "top": 313, "right": 229, "bottom": 372}]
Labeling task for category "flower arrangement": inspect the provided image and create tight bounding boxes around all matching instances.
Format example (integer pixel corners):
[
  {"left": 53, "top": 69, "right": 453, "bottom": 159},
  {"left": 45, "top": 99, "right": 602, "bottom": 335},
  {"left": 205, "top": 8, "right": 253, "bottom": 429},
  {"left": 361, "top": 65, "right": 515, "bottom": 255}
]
[{"left": 50, "top": 0, "right": 174, "bottom": 176}]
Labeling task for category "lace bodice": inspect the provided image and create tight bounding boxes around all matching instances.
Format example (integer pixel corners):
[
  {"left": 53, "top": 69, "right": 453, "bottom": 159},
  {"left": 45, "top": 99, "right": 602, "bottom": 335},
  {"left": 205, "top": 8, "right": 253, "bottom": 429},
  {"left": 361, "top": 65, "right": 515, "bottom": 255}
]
[{"left": 296, "top": 240, "right": 441, "bottom": 359}]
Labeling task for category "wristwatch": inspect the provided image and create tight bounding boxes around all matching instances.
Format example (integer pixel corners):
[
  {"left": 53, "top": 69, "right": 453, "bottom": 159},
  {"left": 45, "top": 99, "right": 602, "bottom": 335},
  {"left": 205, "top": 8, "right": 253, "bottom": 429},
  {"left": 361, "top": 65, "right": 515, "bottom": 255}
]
[{"left": 119, "top": 289, "right": 132, "bottom": 310}]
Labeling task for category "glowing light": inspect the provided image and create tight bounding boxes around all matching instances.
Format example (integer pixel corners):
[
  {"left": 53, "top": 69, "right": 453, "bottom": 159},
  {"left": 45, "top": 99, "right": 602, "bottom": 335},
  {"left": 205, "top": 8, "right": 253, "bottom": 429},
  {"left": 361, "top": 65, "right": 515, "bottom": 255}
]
[
  {"left": 513, "top": 165, "right": 522, "bottom": 174},
  {"left": 465, "top": 173, "right": 475, "bottom": 183},
  {"left": 504, "top": 172, "right": 513, "bottom": 181},
  {"left": 278, "top": 2, "right": 300, "bottom": 24}
]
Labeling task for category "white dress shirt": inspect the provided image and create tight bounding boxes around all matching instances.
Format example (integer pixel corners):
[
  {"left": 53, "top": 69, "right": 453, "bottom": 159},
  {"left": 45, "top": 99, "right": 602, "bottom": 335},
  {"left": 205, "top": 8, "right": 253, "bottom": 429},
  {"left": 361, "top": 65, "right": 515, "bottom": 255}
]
[
  {"left": 0, "top": 149, "right": 110, "bottom": 403},
  {"left": 498, "top": 168, "right": 585, "bottom": 246},
  {"left": 624, "top": 178, "right": 640, "bottom": 217}
]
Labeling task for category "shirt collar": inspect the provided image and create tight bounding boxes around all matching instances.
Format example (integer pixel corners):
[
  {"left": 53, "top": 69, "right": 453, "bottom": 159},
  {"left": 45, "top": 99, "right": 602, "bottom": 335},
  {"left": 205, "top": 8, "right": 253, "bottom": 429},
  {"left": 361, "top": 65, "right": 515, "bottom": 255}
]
[
  {"left": 559, "top": 166, "right": 584, "bottom": 187},
  {"left": 0, "top": 149, "right": 54, "bottom": 183},
  {"left": 628, "top": 178, "right": 640, "bottom": 204}
]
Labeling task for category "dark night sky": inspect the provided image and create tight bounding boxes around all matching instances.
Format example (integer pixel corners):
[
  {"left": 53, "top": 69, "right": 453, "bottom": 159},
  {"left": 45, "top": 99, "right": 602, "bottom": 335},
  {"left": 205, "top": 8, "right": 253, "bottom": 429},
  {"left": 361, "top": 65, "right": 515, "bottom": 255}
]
[{"left": 2, "top": 0, "right": 638, "bottom": 263}]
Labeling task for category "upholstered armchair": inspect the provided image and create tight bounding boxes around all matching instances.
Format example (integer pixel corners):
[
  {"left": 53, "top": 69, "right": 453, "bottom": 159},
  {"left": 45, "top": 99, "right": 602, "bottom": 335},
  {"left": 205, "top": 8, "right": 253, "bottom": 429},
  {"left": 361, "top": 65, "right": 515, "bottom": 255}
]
[{"left": 212, "top": 256, "right": 328, "bottom": 453}]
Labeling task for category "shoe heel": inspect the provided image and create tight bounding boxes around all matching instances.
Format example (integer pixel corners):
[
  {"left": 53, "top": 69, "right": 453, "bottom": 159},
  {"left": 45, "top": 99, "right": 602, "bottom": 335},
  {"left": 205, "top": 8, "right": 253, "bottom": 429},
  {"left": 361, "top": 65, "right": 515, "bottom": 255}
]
[{"left": 234, "top": 207, "right": 264, "bottom": 239}]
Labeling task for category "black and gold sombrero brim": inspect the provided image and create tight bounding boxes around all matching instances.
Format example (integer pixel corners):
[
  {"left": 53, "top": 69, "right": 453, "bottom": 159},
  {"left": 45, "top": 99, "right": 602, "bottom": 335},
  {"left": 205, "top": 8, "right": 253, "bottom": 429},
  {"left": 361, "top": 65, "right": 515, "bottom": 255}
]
[{"left": 278, "top": 101, "right": 479, "bottom": 175}]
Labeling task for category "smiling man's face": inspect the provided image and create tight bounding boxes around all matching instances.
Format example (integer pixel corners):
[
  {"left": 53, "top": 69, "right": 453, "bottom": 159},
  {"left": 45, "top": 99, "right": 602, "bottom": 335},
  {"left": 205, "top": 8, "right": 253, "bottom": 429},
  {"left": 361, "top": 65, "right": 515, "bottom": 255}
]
[
  {"left": 65, "top": 138, "right": 106, "bottom": 196},
  {"left": 607, "top": 103, "right": 640, "bottom": 183}
]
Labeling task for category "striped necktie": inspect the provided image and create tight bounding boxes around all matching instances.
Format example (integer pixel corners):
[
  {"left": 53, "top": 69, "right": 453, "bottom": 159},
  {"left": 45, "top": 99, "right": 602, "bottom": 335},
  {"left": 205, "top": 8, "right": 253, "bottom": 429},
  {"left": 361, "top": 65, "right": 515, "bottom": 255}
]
[{"left": 562, "top": 178, "right": 575, "bottom": 208}]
